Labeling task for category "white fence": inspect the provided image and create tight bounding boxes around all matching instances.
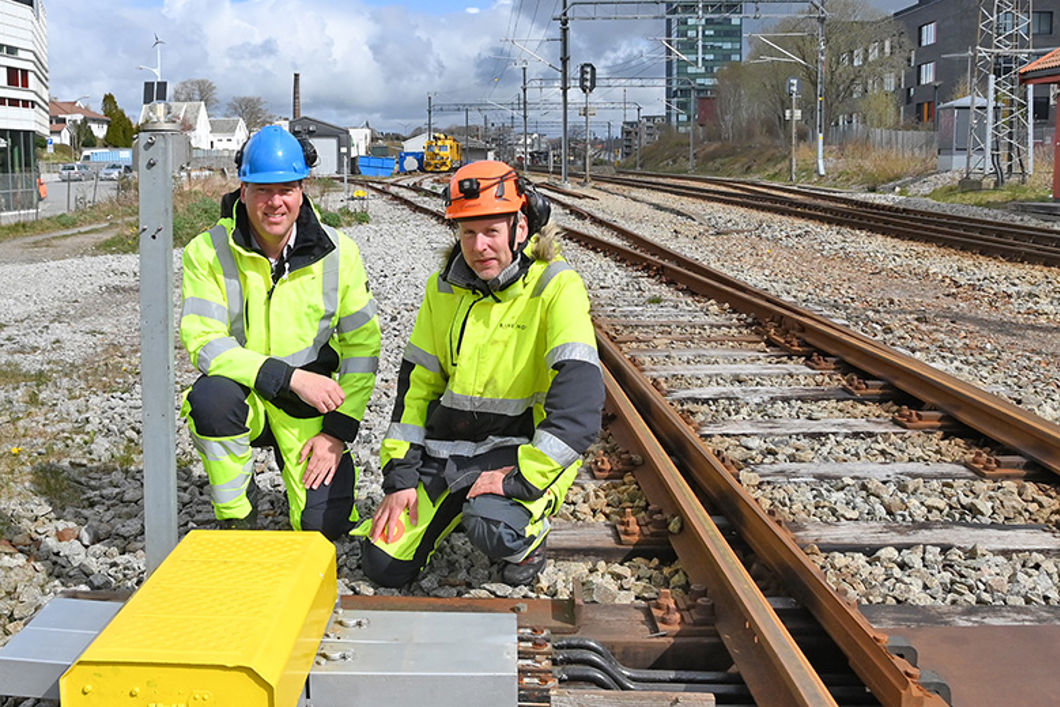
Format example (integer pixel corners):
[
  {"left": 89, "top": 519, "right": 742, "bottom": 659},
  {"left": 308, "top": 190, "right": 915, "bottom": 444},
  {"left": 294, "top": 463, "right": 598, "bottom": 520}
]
[{"left": 828, "top": 125, "right": 937, "bottom": 156}]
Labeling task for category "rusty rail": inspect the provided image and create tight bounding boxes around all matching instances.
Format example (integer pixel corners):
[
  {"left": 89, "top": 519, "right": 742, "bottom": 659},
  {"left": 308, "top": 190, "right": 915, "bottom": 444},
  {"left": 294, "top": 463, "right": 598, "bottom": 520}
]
[
  {"left": 558, "top": 203, "right": 1060, "bottom": 478},
  {"left": 598, "top": 330, "right": 948, "bottom": 707},
  {"left": 579, "top": 171, "right": 1060, "bottom": 266},
  {"left": 601, "top": 365, "right": 838, "bottom": 706}
]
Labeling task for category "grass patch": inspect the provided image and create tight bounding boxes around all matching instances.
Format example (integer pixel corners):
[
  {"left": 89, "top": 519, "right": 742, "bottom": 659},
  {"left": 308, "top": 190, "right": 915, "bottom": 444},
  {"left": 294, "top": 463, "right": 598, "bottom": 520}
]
[
  {"left": 30, "top": 461, "right": 86, "bottom": 508},
  {"left": 0, "top": 363, "right": 51, "bottom": 387},
  {"left": 927, "top": 167, "right": 1051, "bottom": 207},
  {"left": 0, "top": 198, "right": 137, "bottom": 245},
  {"left": 629, "top": 134, "right": 938, "bottom": 192}
]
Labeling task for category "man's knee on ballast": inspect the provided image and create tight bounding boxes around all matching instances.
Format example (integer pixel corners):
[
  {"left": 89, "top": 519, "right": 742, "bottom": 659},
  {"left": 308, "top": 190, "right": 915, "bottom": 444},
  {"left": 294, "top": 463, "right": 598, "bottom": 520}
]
[
  {"left": 360, "top": 541, "right": 420, "bottom": 588},
  {"left": 187, "top": 376, "right": 251, "bottom": 437}
]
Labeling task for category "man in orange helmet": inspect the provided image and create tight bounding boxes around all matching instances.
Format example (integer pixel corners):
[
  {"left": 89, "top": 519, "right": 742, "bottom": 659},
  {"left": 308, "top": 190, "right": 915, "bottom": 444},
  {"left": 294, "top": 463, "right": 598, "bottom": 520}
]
[{"left": 358, "top": 160, "right": 604, "bottom": 587}]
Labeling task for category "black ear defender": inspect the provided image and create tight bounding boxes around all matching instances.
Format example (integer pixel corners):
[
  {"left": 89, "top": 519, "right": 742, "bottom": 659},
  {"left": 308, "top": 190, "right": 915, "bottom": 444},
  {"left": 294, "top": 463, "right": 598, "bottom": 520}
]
[
  {"left": 297, "top": 137, "right": 319, "bottom": 168},
  {"left": 517, "top": 176, "right": 551, "bottom": 235}
]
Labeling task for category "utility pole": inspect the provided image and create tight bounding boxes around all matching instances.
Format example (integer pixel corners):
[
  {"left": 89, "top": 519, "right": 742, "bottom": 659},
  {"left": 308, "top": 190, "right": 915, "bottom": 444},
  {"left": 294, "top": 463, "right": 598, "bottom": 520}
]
[
  {"left": 427, "top": 94, "right": 433, "bottom": 141},
  {"left": 522, "top": 64, "right": 529, "bottom": 170},
  {"left": 560, "top": 0, "right": 570, "bottom": 183},
  {"left": 815, "top": 9, "right": 826, "bottom": 176}
]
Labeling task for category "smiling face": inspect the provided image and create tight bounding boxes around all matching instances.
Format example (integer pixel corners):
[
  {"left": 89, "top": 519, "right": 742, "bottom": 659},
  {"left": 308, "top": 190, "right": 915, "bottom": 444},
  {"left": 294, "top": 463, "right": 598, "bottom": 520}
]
[
  {"left": 241, "top": 181, "right": 303, "bottom": 251},
  {"left": 457, "top": 213, "right": 528, "bottom": 281}
]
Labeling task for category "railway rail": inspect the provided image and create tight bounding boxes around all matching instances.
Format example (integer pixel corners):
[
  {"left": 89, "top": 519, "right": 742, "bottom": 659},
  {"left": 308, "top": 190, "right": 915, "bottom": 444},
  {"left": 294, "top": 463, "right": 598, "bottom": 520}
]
[{"left": 534, "top": 169, "right": 1060, "bottom": 267}]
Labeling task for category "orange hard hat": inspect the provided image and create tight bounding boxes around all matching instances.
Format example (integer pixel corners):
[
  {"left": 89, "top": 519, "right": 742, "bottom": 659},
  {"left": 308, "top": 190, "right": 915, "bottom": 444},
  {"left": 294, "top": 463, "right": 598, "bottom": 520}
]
[{"left": 444, "top": 160, "right": 526, "bottom": 220}]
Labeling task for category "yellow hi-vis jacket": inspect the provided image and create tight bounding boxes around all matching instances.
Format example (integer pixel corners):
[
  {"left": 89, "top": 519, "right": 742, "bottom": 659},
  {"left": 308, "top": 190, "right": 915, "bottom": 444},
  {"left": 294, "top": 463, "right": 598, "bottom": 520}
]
[
  {"left": 381, "top": 236, "right": 604, "bottom": 502},
  {"left": 180, "top": 195, "right": 380, "bottom": 441}
]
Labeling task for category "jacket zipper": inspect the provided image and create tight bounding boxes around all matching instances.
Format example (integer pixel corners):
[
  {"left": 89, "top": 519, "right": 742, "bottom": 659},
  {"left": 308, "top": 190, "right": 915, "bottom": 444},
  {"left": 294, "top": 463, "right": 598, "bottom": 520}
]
[{"left": 453, "top": 292, "right": 487, "bottom": 363}]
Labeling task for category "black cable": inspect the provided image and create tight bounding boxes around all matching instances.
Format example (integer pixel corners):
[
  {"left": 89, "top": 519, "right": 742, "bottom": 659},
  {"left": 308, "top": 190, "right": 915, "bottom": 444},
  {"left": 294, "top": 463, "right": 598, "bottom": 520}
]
[{"left": 553, "top": 636, "right": 741, "bottom": 684}]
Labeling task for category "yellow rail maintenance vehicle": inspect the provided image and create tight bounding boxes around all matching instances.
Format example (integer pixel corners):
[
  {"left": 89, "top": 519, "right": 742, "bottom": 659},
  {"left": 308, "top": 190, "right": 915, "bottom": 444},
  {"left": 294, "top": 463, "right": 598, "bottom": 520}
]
[{"left": 424, "top": 133, "right": 462, "bottom": 172}]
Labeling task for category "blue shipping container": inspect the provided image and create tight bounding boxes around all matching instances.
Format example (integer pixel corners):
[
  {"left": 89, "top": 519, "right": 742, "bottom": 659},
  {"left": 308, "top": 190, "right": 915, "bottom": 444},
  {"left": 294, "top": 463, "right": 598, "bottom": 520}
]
[{"left": 356, "top": 156, "right": 395, "bottom": 177}]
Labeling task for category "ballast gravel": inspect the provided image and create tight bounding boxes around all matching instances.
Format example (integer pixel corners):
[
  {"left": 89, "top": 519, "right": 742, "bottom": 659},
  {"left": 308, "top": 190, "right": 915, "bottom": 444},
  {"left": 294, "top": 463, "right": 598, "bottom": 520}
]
[{"left": 2, "top": 180, "right": 1060, "bottom": 704}]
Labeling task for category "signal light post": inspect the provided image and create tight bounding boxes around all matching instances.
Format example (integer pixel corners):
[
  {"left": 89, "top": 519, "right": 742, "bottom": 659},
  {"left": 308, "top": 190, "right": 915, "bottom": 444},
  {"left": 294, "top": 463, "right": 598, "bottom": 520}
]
[{"left": 579, "top": 62, "right": 595, "bottom": 185}]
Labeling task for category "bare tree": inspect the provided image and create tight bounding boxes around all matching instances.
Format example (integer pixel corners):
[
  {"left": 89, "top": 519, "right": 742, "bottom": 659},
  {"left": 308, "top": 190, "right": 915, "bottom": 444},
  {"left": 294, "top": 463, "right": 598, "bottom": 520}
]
[
  {"left": 174, "top": 78, "right": 220, "bottom": 112},
  {"left": 228, "top": 96, "right": 276, "bottom": 132},
  {"left": 716, "top": 0, "right": 907, "bottom": 139}
]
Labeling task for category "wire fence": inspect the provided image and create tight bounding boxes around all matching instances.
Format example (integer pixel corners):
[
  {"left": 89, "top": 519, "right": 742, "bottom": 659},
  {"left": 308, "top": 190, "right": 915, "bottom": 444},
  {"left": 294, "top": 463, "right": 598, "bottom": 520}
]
[{"left": 0, "top": 172, "right": 39, "bottom": 222}]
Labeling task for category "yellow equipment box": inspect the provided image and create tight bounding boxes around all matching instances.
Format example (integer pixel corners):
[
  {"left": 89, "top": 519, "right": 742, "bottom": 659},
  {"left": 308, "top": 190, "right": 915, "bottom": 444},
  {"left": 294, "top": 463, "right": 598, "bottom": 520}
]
[{"left": 60, "top": 530, "right": 336, "bottom": 706}]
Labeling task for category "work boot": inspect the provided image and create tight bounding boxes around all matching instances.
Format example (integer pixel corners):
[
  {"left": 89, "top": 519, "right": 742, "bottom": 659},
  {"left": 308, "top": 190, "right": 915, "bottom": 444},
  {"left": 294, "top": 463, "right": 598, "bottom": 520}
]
[
  {"left": 217, "top": 507, "right": 258, "bottom": 530},
  {"left": 502, "top": 542, "right": 547, "bottom": 586}
]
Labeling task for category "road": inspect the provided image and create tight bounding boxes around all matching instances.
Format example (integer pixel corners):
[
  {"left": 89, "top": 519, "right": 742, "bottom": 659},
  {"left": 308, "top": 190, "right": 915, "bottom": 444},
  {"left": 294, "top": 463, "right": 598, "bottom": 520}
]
[{"left": 38, "top": 174, "right": 124, "bottom": 218}]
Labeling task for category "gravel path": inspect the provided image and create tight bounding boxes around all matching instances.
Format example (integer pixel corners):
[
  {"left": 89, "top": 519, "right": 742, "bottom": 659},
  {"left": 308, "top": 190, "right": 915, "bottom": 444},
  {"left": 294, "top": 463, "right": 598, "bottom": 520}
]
[{"left": 2, "top": 183, "right": 1060, "bottom": 703}]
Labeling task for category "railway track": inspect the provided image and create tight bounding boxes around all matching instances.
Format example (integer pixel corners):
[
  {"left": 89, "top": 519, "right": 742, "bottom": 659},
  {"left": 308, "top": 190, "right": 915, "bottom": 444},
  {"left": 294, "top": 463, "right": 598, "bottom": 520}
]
[
  {"left": 354, "top": 177, "right": 1060, "bottom": 704},
  {"left": 533, "top": 169, "right": 1060, "bottom": 267},
  {"left": 6, "top": 177, "right": 1056, "bottom": 705}
]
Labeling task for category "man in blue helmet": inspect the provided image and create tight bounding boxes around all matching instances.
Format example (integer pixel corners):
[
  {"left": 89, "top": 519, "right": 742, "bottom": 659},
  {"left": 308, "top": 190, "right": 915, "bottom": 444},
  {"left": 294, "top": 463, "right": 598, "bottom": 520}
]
[{"left": 179, "top": 124, "right": 381, "bottom": 540}]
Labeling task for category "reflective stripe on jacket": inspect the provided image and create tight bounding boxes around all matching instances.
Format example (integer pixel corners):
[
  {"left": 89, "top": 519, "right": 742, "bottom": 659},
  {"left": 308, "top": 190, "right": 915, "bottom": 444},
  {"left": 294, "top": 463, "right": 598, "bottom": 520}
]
[
  {"left": 381, "top": 241, "right": 604, "bottom": 500},
  {"left": 179, "top": 198, "right": 381, "bottom": 441}
]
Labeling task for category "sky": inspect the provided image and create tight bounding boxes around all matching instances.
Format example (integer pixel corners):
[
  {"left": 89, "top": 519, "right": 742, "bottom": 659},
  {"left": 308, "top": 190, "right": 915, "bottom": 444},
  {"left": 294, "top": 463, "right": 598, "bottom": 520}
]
[{"left": 45, "top": 0, "right": 913, "bottom": 137}]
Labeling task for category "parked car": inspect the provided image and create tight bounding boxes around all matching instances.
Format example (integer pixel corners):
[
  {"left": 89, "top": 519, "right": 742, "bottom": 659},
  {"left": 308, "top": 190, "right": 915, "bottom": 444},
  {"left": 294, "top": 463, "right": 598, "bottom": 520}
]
[
  {"left": 100, "top": 163, "right": 133, "bottom": 181},
  {"left": 58, "top": 163, "right": 92, "bottom": 181}
]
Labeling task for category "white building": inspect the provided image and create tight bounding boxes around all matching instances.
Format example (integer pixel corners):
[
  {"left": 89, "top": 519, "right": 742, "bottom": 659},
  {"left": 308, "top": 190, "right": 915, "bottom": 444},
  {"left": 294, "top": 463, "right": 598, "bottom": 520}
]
[
  {"left": 209, "top": 117, "right": 248, "bottom": 150},
  {"left": 0, "top": 0, "right": 48, "bottom": 179},
  {"left": 139, "top": 100, "right": 212, "bottom": 149},
  {"left": 348, "top": 125, "right": 372, "bottom": 156},
  {"left": 49, "top": 99, "right": 109, "bottom": 144}
]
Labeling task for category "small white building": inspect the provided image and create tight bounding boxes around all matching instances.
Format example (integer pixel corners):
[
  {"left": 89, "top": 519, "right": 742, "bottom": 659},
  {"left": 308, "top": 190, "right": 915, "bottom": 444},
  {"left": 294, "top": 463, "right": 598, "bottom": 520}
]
[
  {"left": 209, "top": 117, "right": 248, "bottom": 150},
  {"left": 139, "top": 100, "right": 211, "bottom": 149},
  {"left": 402, "top": 132, "right": 429, "bottom": 152},
  {"left": 49, "top": 99, "right": 109, "bottom": 144},
  {"left": 348, "top": 125, "right": 372, "bottom": 156}
]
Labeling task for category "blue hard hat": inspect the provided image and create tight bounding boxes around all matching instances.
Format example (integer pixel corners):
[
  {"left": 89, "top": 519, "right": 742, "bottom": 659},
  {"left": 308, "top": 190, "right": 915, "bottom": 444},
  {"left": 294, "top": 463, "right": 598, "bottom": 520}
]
[{"left": 238, "top": 125, "right": 310, "bottom": 183}]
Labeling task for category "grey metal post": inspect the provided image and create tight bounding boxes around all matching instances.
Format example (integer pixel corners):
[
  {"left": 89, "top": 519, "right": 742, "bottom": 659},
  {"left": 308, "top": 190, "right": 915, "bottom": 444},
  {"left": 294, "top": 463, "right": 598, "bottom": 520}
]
[
  {"left": 584, "top": 91, "right": 591, "bottom": 184},
  {"left": 522, "top": 65, "right": 529, "bottom": 170},
  {"left": 636, "top": 105, "right": 642, "bottom": 170},
  {"left": 427, "top": 94, "right": 433, "bottom": 141},
  {"left": 136, "top": 107, "right": 187, "bottom": 574},
  {"left": 688, "top": 117, "right": 694, "bottom": 173},
  {"left": 815, "top": 11, "right": 826, "bottom": 176},
  {"left": 560, "top": 0, "right": 570, "bottom": 184},
  {"left": 790, "top": 91, "right": 797, "bottom": 182}
]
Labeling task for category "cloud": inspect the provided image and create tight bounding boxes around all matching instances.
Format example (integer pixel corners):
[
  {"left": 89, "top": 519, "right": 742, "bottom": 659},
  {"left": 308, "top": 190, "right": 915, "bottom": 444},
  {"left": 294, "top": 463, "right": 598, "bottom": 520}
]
[{"left": 45, "top": 0, "right": 682, "bottom": 133}]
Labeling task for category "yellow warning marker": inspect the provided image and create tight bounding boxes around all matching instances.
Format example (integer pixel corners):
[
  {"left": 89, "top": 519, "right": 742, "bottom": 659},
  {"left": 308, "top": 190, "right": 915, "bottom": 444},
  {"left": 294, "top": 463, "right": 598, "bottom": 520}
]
[{"left": 61, "top": 530, "right": 336, "bottom": 706}]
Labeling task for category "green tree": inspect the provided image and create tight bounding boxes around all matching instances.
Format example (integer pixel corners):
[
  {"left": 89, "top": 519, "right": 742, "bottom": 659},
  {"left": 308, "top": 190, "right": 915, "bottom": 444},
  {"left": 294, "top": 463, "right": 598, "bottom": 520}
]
[
  {"left": 71, "top": 119, "right": 96, "bottom": 157},
  {"left": 101, "top": 93, "right": 135, "bottom": 147}
]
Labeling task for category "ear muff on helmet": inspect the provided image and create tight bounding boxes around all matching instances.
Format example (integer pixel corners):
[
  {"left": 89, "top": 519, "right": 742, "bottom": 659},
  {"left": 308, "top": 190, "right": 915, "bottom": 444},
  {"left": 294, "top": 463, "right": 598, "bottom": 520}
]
[
  {"left": 234, "top": 131, "right": 318, "bottom": 174},
  {"left": 517, "top": 178, "right": 551, "bottom": 236},
  {"left": 297, "top": 137, "right": 319, "bottom": 169}
]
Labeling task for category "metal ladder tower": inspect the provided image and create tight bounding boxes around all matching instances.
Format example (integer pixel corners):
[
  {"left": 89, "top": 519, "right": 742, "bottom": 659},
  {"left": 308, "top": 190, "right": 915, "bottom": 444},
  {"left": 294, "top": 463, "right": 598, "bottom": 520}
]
[{"left": 966, "top": 0, "right": 1033, "bottom": 185}]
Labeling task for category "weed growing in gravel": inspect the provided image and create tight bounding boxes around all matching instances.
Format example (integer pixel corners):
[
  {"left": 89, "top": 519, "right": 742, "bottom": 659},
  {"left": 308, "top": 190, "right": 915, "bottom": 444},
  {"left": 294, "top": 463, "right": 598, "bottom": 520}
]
[
  {"left": 111, "top": 439, "right": 141, "bottom": 470},
  {"left": 31, "top": 461, "right": 86, "bottom": 507},
  {"left": 0, "top": 364, "right": 50, "bottom": 387},
  {"left": 646, "top": 295, "right": 663, "bottom": 305}
]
